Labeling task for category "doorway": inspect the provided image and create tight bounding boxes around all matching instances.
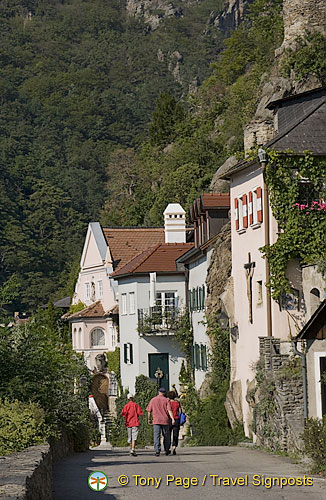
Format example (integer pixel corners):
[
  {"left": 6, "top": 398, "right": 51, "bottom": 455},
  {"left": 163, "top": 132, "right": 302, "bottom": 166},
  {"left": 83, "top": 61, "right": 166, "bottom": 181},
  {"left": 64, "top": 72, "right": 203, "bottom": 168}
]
[{"left": 149, "top": 353, "right": 169, "bottom": 392}]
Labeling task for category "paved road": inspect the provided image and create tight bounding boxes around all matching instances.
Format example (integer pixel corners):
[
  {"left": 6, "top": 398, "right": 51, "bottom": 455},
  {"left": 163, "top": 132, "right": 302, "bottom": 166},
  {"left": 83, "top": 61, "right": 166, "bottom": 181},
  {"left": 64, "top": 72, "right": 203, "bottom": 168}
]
[{"left": 52, "top": 444, "right": 325, "bottom": 499}]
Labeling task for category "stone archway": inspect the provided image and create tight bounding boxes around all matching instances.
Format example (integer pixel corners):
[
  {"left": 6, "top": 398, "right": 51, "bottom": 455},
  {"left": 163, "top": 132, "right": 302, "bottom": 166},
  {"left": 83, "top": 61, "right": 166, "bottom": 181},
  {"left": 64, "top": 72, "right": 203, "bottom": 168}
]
[{"left": 91, "top": 373, "right": 109, "bottom": 412}]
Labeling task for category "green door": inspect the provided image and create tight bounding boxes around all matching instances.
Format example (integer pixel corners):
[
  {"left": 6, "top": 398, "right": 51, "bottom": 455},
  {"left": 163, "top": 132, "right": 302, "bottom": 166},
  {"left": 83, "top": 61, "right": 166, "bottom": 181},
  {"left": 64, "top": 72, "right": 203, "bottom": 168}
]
[{"left": 149, "top": 353, "right": 169, "bottom": 393}]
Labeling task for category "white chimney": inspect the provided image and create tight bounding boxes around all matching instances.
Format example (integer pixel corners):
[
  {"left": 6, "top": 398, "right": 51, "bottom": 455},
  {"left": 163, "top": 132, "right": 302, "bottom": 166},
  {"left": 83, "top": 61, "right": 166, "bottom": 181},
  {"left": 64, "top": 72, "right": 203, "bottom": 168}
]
[{"left": 163, "top": 203, "right": 186, "bottom": 243}]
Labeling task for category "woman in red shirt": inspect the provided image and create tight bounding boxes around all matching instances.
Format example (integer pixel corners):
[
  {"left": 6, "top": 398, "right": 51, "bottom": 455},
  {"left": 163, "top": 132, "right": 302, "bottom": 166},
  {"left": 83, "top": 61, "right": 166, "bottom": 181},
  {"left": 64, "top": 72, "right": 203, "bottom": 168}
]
[{"left": 168, "top": 391, "right": 181, "bottom": 455}]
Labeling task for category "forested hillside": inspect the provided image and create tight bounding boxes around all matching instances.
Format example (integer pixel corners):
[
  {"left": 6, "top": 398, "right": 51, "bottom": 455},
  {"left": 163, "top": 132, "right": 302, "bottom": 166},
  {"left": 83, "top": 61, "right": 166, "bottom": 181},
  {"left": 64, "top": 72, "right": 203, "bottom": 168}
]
[
  {"left": 0, "top": 0, "right": 226, "bottom": 311},
  {"left": 0, "top": 0, "right": 295, "bottom": 313}
]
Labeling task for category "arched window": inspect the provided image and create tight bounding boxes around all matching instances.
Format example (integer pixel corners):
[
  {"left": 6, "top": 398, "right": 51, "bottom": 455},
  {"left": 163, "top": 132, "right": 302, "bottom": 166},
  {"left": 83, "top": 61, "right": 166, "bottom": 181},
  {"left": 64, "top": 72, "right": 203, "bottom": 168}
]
[
  {"left": 91, "top": 328, "right": 105, "bottom": 347},
  {"left": 78, "top": 328, "right": 82, "bottom": 349},
  {"left": 310, "top": 288, "right": 321, "bottom": 314},
  {"left": 73, "top": 328, "right": 77, "bottom": 348}
]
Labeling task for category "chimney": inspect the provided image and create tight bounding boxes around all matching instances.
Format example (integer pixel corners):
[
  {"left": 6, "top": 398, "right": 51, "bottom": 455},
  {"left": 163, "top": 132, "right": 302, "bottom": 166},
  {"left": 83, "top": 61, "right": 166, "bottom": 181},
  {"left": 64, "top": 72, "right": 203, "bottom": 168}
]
[{"left": 163, "top": 203, "right": 186, "bottom": 243}]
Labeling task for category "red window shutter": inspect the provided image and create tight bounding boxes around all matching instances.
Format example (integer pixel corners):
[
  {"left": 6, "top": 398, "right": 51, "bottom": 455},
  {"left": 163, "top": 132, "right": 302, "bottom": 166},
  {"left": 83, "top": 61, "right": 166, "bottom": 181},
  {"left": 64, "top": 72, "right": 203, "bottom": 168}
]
[
  {"left": 242, "top": 194, "right": 248, "bottom": 228},
  {"left": 248, "top": 191, "right": 253, "bottom": 225},
  {"left": 234, "top": 198, "right": 239, "bottom": 230},
  {"left": 257, "top": 187, "right": 263, "bottom": 223}
]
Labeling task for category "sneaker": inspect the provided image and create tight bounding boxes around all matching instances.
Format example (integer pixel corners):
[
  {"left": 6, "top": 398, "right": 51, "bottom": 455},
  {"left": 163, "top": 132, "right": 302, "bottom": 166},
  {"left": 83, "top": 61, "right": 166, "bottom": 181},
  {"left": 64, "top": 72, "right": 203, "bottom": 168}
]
[
  {"left": 130, "top": 449, "right": 137, "bottom": 456},
  {"left": 155, "top": 452, "right": 160, "bottom": 457},
  {"left": 165, "top": 450, "right": 171, "bottom": 456},
  {"left": 173, "top": 449, "right": 176, "bottom": 455}
]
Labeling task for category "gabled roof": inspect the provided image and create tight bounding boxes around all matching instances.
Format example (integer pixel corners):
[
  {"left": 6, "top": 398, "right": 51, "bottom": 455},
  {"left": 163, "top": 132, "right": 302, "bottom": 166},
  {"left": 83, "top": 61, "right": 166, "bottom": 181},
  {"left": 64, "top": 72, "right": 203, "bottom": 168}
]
[
  {"left": 110, "top": 243, "right": 194, "bottom": 278},
  {"left": 189, "top": 193, "right": 230, "bottom": 221},
  {"left": 102, "top": 227, "right": 165, "bottom": 271},
  {"left": 63, "top": 301, "right": 105, "bottom": 320},
  {"left": 295, "top": 300, "right": 326, "bottom": 340}
]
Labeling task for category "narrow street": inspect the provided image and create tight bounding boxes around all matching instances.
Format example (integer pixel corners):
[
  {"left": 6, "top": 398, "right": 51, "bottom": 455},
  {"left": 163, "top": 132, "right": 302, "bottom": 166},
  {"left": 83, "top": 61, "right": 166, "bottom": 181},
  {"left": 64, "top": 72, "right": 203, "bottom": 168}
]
[{"left": 52, "top": 444, "right": 325, "bottom": 499}]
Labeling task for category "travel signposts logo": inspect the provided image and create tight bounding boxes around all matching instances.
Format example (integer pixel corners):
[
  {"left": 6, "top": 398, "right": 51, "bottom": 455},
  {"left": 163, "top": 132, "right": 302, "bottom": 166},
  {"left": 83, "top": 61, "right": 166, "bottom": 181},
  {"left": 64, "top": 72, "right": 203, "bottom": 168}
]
[{"left": 88, "top": 471, "right": 108, "bottom": 492}]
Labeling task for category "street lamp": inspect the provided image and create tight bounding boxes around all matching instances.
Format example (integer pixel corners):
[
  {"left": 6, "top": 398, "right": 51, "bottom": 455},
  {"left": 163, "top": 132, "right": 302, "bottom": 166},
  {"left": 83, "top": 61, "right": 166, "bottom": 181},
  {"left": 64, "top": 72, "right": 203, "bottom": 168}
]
[
  {"left": 258, "top": 147, "right": 267, "bottom": 163},
  {"left": 217, "top": 311, "right": 229, "bottom": 329}
]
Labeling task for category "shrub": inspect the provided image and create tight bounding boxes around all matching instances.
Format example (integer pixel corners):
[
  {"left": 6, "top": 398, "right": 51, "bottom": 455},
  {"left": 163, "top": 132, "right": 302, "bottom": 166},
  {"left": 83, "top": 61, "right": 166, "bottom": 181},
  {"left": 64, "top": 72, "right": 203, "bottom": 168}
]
[
  {"left": 109, "top": 375, "right": 158, "bottom": 447},
  {"left": 301, "top": 417, "right": 326, "bottom": 474},
  {"left": 0, "top": 399, "right": 47, "bottom": 456}
]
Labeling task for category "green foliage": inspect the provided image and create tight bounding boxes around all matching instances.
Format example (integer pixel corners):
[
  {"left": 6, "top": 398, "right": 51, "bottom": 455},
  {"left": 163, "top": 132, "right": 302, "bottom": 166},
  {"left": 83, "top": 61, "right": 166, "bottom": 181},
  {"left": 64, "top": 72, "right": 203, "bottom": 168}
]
[
  {"left": 173, "top": 308, "right": 193, "bottom": 365},
  {"left": 68, "top": 301, "right": 86, "bottom": 315},
  {"left": 281, "top": 31, "right": 326, "bottom": 84},
  {"left": 302, "top": 416, "right": 326, "bottom": 473},
  {"left": 0, "top": 308, "right": 92, "bottom": 450},
  {"left": 206, "top": 318, "right": 230, "bottom": 391},
  {"left": 0, "top": 399, "right": 47, "bottom": 456},
  {"left": 149, "top": 94, "right": 185, "bottom": 147},
  {"left": 107, "top": 347, "right": 120, "bottom": 380},
  {"left": 276, "top": 356, "right": 302, "bottom": 381},
  {"left": 0, "top": 275, "right": 20, "bottom": 322},
  {"left": 260, "top": 151, "right": 326, "bottom": 299},
  {"left": 109, "top": 375, "right": 158, "bottom": 447}
]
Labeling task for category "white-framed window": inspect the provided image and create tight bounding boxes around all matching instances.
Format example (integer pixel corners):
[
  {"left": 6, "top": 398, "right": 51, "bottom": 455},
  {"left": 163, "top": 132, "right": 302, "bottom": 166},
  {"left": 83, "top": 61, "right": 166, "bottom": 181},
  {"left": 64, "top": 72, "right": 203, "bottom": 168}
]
[
  {"left": 252, "top": 189, "right": 258, "bottom": 224},
  {"left": 129, "top": 292, "right": 135, "bottom": 314},
  {"left": 110, "top": 326, "right": 117, "bottom": 348},
  {"left": 85, "top": 282, "right": 90, "bottom": 300},
  {"left": 97, "top": 280, "right": 103, "bottom": 299},
  {"left": 314, "top": 352, "right": 326, "bottom": 418},
  {"left": 238, "top": 196, "right": 244, "bottom": 230},
  {"left": 155, "top": 291, "right": 177, "bottom": 311},
  {"left": 90, "top": 328, "right": 105, "bottom": 347},
  {"left": 124, "top": 343, "right": 133, "bottom": 364},
  {"left": 121, "top": 293, "right": 127, "bottom": 315}
]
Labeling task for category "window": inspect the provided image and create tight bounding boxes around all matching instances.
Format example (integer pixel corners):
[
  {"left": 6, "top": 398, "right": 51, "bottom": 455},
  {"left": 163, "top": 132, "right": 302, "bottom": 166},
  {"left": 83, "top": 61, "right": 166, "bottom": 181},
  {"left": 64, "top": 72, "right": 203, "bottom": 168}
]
[
  {"left": 97, "top": 280, "right": 103, "bottom": 299},
  {"left": 85, "top": 282, "right": 90, "bottom": 300},
  {"left": 124, "top": 343, "right": 133, "bottom": 364},
  {"left": 110, "top": 326, "right": 117, "bottom": 348},
  {"left": 298, "top": 179, "right": 320, "bottom": 206},
  {"left": 73, "top": 328, "right": 77, "bottom": 348},
  {"left": 238, "top": 197, "right": 243, "bottom": 230},
  {"left": 129, "top": 292, "right": 135, "bottom": 314},
  {"left": 90, "top": 328, "right": 105, "bottom": 347},
  {"left": 310, "top": 288, "right": 321, "bottom": 315},
  {"left": 257, "top": 281, "right": 263, "bottom": 305},
  {"left": 121, "top": 293, "right": 127, "bottom": 315},
  {"left": 200, "top": 345, "right": 208, "bottom": 371},
  {"left": 155, "top": 292, "right": 177, "bottom": 312}
]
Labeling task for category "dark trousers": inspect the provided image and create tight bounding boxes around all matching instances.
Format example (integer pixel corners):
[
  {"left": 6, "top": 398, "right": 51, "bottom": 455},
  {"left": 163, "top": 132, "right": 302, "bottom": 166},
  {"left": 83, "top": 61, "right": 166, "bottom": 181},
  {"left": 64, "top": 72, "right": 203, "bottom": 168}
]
[
  {"left": 153, "top": 424, "right": 170, "bottom": 453},
  {"left": 169, "top": 419, "right": 180, "bottom": 447}
]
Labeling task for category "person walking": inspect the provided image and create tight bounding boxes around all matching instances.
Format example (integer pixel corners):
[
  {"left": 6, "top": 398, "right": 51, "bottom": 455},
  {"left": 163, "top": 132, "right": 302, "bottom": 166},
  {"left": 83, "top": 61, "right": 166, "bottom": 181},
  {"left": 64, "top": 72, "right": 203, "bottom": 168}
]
[
  {"left": 121, "top": 393, "right": 143, "bottom": 456},
  {"left": 168, "top": 390, "right": 181, "bottom": 455},
  {"left": 147, "top": 387, "right": 175, "bottom": 456}
]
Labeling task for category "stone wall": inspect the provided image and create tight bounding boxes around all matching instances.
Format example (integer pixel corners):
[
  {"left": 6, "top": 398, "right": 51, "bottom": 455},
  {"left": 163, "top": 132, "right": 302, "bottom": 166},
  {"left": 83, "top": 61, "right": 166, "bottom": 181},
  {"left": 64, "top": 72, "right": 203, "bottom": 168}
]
[
  {"left": 251, "top": 337, "right": 304, "bottom": 454},
  {"left": 0, "top": 434, "right": 74, "bottom": 500}
]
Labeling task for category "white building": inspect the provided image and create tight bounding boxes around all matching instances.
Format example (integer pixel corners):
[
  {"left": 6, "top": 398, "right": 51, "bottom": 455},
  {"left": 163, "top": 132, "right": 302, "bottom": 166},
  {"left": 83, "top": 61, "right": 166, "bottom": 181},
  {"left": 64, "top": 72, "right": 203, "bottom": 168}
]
[
  {"left": 217, "top": 87, "right": 326, "bottom": 435},
  {"left": 111, "top": 204, "right": 193, "bottom": 393},
  {"left": 65, "top": 222, "right": 165, "bottom": 372},
  {"left": 177, "top": 193, "right": 230, "bottom": 389}
]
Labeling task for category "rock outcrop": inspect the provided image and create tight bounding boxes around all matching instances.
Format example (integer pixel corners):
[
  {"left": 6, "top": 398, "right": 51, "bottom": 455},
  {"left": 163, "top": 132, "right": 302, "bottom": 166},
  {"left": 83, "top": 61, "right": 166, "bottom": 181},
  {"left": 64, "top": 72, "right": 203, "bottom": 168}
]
[
  {"left": 126, "top": 0, "right": 184, "bottom": 30},
  {"left": 213, "top": 0, "right": 254, "bottom": 36}
]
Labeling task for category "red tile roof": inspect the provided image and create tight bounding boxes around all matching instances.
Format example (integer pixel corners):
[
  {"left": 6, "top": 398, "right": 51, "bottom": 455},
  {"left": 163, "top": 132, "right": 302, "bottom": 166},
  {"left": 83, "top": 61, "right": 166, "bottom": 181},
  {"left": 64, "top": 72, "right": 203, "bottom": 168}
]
[
  {"left": 110, "top": 243, "right": 194, "bottom": 277},
  {"left": 102, "top": 227, "right": 165, "bottom": 271},
  {"left": 63, "top": 301, "right": 118, "bottom": 320},
  {"left": 200, "top": 193, "right": 230, "bottom": 209}
]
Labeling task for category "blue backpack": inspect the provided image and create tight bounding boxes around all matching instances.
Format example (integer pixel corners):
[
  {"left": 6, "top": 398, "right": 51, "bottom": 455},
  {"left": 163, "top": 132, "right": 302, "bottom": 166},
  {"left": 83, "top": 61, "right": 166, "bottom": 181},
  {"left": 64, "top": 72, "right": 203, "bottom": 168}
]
[{"left": 179, "top": 412, "right": 186, "bottom": 425}]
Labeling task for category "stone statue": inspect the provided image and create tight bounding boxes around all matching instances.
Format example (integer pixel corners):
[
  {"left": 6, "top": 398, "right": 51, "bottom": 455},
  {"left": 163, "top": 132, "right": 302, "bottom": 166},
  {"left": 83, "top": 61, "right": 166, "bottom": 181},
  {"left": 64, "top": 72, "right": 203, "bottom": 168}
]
[{"left": 94, "top": 353, "right": 108, "bottom": 373}]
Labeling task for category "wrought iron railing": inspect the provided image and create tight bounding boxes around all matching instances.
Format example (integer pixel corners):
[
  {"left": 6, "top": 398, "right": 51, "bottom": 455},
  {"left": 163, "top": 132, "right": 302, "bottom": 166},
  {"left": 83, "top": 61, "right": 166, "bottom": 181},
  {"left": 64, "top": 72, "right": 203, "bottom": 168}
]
[{"left": 138, "top": 305, "right": 179, "bottom": 334}]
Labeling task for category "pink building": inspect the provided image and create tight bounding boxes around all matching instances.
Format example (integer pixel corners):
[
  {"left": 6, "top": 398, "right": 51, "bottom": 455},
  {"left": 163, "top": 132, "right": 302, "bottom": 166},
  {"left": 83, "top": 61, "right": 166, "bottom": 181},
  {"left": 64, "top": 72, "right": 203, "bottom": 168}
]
[{"left": 218, "top": 87, "right": 326, "bottom": 435}]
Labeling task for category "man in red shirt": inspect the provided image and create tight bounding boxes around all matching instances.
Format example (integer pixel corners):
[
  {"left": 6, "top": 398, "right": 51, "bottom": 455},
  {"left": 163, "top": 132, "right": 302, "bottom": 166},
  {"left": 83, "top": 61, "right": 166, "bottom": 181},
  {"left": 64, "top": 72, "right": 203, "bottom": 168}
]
[
  {"left": 121, "top": 394, "right": 143, "bottom": 456},
  {"left": 146, "top": 387, "right": 175, "bottom": 456}
]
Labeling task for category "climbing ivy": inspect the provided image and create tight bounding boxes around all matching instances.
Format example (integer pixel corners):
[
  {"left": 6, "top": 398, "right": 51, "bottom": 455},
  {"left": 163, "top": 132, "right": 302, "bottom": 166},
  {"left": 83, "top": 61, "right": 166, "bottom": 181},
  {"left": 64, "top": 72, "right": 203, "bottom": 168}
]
[{"left": 260, "top": 151, "right": 326, "bottom": 299}]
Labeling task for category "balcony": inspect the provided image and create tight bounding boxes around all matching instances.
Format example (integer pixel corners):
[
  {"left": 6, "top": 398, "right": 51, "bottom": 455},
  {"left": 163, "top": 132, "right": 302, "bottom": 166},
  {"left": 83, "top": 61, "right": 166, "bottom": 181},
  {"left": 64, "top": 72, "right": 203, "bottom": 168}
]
[{"left": 138, "top": 304, "right": 180, "bottom": 336}]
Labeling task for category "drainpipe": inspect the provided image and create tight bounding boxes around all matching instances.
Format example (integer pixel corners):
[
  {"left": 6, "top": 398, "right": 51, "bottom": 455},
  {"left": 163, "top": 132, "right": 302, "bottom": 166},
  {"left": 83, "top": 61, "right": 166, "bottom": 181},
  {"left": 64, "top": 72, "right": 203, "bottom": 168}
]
[
  {"left": 292, "top": 339, "right": 308, "bottom": 421},
  {"left": 258, "top": 148, "right": 272, "bottom": 337}
]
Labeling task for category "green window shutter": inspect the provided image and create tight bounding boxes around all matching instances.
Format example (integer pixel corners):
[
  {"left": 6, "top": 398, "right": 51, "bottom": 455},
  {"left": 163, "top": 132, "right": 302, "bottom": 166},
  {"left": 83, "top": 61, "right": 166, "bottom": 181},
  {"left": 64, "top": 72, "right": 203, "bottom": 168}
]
[
  {"left": 192, "top": 288, "right": 196, "bottom": 310},
  {"left": 196, "top": 287, "right": 199, "bottom": 310},
  {"left": 199, "top": 287, "right": 202, "bottom": 310},
  {"left": 124, "top": 344, "right": 128, "bottom": 364},
  {"left": 195, "top": 344, "right": 201, "bottom": 370},
  {"left": 129, "top": 343, "right": 133, "bottom": 364},
  {"left": 201, "top": 345, "right": 207, "bottom": 371},
  {"left": 190, "top": 344, "right": 194, "bottom": 369},
  {"left": 188, "top": 290, "right": 192, "bottom": 312},
  {"left": 202, "top": 285, "right": 205, "bottom": 309}
]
